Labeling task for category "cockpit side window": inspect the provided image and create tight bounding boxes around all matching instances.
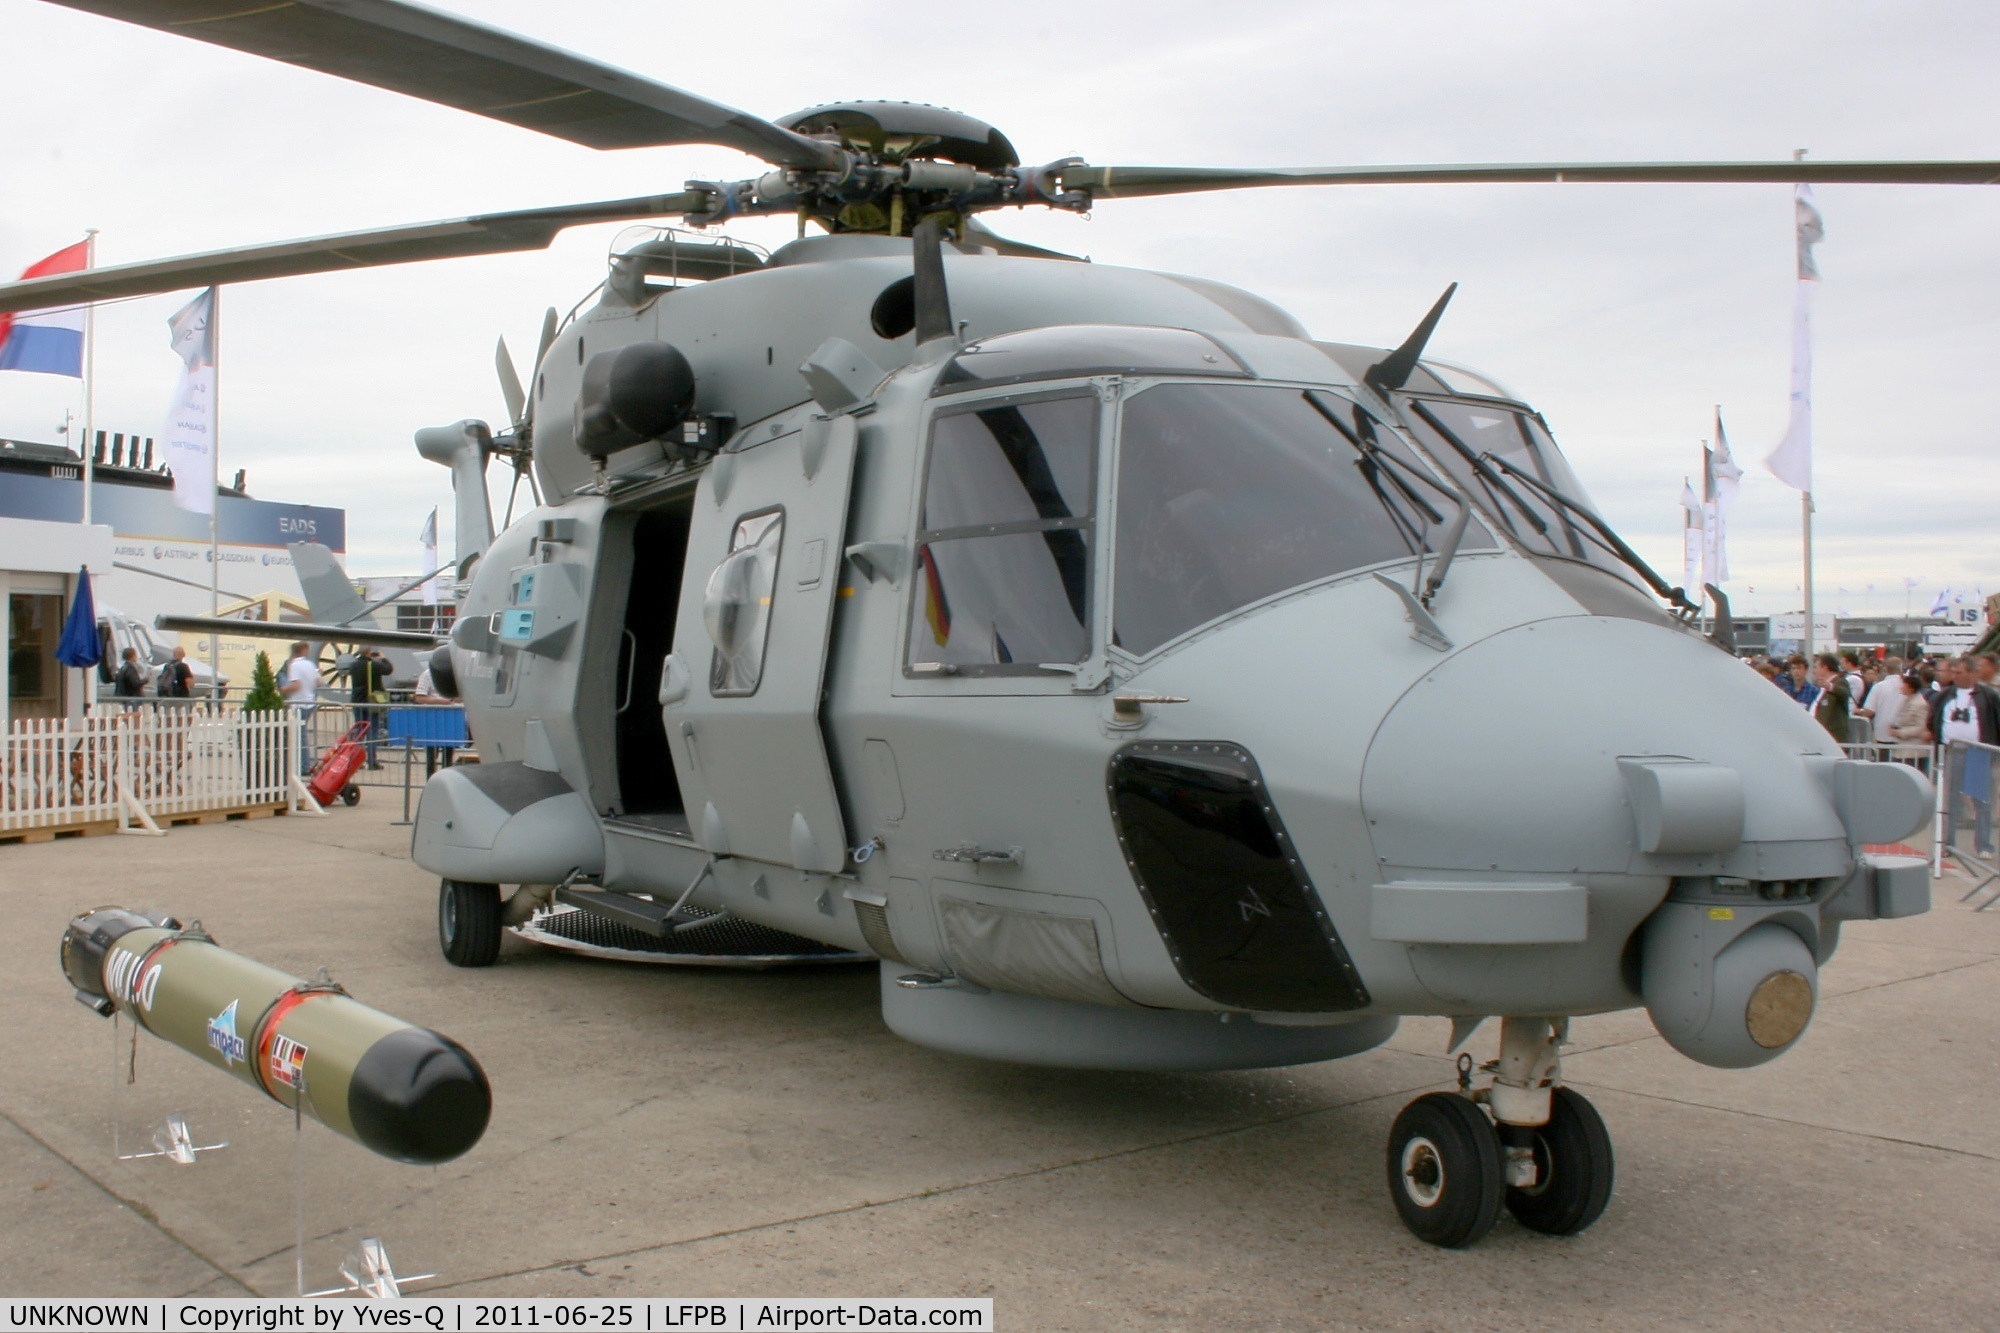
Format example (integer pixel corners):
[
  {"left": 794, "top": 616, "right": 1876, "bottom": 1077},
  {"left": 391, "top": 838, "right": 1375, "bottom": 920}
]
[
  {"left": 907, "top": 393, "right": 1098, "bottom": 674},
  {"left": 1113, "top": 383, "right": 1485, "bottom": 658}
]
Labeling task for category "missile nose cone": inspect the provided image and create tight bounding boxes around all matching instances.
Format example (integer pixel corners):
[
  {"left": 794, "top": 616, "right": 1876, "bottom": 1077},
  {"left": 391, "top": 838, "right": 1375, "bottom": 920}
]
[{"left": 347, "top": 1028, "right": 492, "bottom": 1164}]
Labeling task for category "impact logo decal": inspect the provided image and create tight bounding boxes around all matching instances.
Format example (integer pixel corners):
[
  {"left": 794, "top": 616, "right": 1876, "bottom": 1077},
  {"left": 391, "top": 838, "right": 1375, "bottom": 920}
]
[
  {"left": 269, "top": 1034, "right": 308, "bottom": 1090},
  {"left": 206, "top": 1000, "right": 248, "bottom": 1066}
]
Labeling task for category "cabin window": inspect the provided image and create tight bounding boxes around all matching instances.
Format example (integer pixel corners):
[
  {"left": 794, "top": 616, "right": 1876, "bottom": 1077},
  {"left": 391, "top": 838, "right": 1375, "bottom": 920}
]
[
  {"left": 707, "top": 508, "right": 783, "bottom": 695},
  {"left": 907, "top": 394, "right": 1096, "bottom": 673},
  {"left": 1113, "top": 383, "right": 1480, "bottom": 657}
]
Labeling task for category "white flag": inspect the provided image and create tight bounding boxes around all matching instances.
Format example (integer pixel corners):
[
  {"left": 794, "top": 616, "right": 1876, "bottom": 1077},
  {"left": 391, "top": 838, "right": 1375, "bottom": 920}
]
[
  {"left": 162, "top": 288, "right": 217, "bottom": 515},
  {"left": 1710, "top": 409, "right": 1743, "bottom": 585},
  {"left": 1700, "top": 446, "right": 1722, "bottom": 592},
  {"left": 1764, "top": 186, "right": 1822, "bottom": 492},
  {"left": 1931, "top": 587, "right": 1952, "bottom": 617},
  {"left": 419, "top": 506, "right": 440, "bottom": 606},
  {"left": 1678, "top": 479, "right": 1703, "bottom": 596}
]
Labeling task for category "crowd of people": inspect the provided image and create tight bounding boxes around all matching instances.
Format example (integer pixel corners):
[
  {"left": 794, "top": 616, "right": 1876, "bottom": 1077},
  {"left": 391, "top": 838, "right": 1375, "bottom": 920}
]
[
  {"left": 1748, "top": 648, "right": 1999, "bottom": 751},
  {"left": 1750, "top": 647, "right": 1999, "bottom": 857}
]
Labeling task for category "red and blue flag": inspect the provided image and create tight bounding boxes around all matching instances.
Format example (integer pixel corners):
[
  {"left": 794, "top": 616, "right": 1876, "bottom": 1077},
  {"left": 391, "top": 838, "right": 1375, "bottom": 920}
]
[{"left": 0, "top": 240, "right": 90, "bottom": 377}]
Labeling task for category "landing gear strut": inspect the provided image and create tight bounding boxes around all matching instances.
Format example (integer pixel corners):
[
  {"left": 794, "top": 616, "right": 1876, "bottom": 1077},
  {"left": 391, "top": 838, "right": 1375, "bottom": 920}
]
[{"left": 1386, "top": 1017, "right": 1613, "bottom": 1246}]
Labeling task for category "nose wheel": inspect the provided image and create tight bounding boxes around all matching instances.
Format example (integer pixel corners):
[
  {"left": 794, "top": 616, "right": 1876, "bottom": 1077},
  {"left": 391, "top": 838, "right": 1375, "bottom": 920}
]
[
  {"left": 1386, "top": 1092, "right": 1504, "bottom": 1246},
  {"left": 1502, "top": 1084, "right": 1614, "bottom": 1235},
  {"left": 1386, "top": 1018, "right": 1613, "bottom": 1246}
]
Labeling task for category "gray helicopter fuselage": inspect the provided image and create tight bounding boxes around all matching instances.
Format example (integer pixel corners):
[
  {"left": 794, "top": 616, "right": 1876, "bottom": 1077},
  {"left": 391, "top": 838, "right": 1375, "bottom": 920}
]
[{"left": 412, "top": 234, "right": 1931, "bottom": 1072}]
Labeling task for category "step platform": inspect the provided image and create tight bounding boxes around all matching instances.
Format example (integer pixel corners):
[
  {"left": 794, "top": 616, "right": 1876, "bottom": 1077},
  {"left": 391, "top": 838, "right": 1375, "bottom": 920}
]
[{"left": 513, "top": 902, "right": 869, "bottom": 969}]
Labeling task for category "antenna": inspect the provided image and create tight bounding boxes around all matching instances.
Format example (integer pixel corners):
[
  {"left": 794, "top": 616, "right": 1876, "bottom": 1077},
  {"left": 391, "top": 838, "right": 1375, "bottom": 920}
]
[
  {"left": 912, "top": 215, "right": 955, "bottom": 348},
  {"left": 1366, "top": 283, "right": 1458, "bottom": 394}
]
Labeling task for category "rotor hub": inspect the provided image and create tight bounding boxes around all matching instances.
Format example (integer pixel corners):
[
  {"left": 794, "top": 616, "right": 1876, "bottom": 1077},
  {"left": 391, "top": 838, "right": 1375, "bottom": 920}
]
[{"left": 776, "top": 101, "right": 1018, "bottom": 170}]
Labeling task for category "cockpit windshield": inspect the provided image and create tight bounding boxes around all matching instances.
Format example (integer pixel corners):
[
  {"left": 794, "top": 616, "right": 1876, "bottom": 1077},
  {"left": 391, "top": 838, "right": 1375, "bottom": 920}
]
[
  {"left": 1113, "top": 383, "right": 1490, "bottom": 657},
  {"left": 1399, "top": 396, "right": 1645, "bottom": 589}
]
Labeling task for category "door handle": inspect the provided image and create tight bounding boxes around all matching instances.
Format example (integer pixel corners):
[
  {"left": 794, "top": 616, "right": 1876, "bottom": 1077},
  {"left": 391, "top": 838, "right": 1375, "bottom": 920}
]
[
  {"left": 614, "top": 629, "right": 638, "bottom": 715},
  {"left": 657, "top": 652, "right": 691, "bottom": 707}
]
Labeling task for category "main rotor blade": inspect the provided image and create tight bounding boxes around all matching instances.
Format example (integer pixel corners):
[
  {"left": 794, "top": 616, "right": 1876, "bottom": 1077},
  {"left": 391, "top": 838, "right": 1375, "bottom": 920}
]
[
  {"left": 44, "top": 0, "right": 839, "bottom": 168},
  {"left": 156, "top": 614, "right": 442, "bottom": 650},
  {"left": 0, "top": 192, "right": 707, "bottom": 314},
  {"left": 1062, "top": 159, "right": 2000, "bottom": 199}
]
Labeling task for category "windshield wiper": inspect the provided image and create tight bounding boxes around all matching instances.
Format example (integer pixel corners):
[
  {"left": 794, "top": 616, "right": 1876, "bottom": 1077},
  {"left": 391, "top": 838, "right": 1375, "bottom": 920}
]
[
  {"left": 1405, "top": 400, "right": 1551, "bottom": 543},
  {"left": 1309, "top": 391, "right": 1472, "bottom": 605},
  {"left": 1482, "top": 452, "right": 1699, "bottom": 614}
]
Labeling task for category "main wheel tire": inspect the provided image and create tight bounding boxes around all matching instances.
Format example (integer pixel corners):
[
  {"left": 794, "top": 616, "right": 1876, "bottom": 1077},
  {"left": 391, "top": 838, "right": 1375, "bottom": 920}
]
[
  {"left": 439, "top": 879, "right": 502, "bottom": 968},
  {"left": 1505, "top": 1085, "right": 1614, "bottom": 1236},
  {"left": 1387, "top": 1092, "right": 1505, "bottom": 1247},
  {"left": 340, "top": 784, "right": 361, "bottom": 807}
]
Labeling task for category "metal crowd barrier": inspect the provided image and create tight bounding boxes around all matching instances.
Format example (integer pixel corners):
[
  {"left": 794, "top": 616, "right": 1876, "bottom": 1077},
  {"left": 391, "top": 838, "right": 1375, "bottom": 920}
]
[
  {"left": 1935, "top": 738, "right": 2000, "bottom": 910},
  {"left": 301, "top": 701, "right": 471, "bottom": 823},
  {"left": 1838, "top": 739, "right": 1935, "bottom": 770},
  {"left": 1836, "top": 741, "right": 1939, "bottom": 873}
]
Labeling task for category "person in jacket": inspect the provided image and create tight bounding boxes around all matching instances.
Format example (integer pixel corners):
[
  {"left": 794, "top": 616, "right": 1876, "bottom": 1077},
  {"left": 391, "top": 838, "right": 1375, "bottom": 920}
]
[
  {"left": 1810, "top": 654, "right": 1850, "bottom": 742},
  {"left": 112, "top": 647, "right": 148, "bottom": 701},
  {"left": 1930, "top": 656, "right": 2000, "bottom": 857},
  {"left": 1890, "top": 672, "right": 1933, "bottom": 744},
  {"left": 350, "top": 649, "right": 388, "bottom": 770}
]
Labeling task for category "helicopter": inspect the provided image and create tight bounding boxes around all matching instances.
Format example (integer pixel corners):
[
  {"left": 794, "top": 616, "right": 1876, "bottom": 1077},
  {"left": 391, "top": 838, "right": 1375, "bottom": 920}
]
[{"left": 5, "top": 0, "right": 1987, "bottom": 1250}]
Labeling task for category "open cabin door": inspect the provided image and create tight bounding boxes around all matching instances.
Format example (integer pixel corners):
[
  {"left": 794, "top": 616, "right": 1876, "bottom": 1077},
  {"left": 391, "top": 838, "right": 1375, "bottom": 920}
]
[{"left": 663, "top": 416, "right": 858, "bottom": 874}]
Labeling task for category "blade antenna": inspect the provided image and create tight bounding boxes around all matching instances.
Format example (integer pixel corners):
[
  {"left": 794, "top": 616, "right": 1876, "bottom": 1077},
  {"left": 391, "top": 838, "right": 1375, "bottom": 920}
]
[
  {"left": 912, "top": 215, "right": 956, "bottom": 348},
  {"left": 1366, "top": 283, "right": 1458, "bottom": 394}
]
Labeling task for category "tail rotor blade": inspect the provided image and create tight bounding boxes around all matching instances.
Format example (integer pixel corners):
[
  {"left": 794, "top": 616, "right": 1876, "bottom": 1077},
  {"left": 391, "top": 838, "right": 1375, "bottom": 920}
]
[
  {"left": 536, "top": 308, "right": 560, "bottom": 375},
  {"left": 495, "top": 336, "right": 527, "bottom": 427}
]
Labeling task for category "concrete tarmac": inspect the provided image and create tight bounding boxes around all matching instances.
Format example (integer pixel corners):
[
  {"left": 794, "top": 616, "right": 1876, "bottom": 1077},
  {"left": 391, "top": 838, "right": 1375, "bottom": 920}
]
[{"left": 1, "top": 802, "right": 1994, "bottom": 1328}]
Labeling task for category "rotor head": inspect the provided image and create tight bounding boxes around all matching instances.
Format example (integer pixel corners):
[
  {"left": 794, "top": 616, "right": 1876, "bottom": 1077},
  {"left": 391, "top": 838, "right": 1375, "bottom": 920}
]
[{"left": 777, "top": 102, "right": 1019, "bottom": 170}]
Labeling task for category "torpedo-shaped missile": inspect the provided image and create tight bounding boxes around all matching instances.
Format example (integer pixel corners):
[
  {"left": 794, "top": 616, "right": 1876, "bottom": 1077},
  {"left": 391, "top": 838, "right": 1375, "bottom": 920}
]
[{"left": 61, "top": 908, "right": 490, "bottom": 1165}]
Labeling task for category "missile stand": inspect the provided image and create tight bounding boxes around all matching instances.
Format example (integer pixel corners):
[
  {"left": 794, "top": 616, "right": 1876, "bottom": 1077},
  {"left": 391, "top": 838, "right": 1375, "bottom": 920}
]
[{"left": 1384, "top": 1018, "right": 1612, "bottom": 1247}]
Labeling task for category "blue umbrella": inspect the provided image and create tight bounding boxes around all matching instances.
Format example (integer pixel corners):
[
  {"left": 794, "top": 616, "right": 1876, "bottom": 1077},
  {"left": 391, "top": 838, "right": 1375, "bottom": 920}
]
[{"left": 55, "top": 567, "right": 100, "bottom": 668}]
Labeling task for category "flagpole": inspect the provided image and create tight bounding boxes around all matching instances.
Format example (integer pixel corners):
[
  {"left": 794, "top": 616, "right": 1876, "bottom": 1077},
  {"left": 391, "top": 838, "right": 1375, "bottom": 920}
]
[
  {"left": 81, "top": 228, "right": 97, "bottom": 525},
  {"left": 208, "top": 288, "right": 222, "bottom": 700},
  {"left": 1802, "top": 491, "right": 1815, "bottom": 658}
]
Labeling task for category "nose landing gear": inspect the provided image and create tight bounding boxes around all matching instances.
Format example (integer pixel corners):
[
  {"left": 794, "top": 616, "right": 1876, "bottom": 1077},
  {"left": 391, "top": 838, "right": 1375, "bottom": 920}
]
[
  {"left": 1385, "top": 1017, "right": 1614, "bottom": 1246},
  {"left": 1386, "top": 1091, "right": 1504, "bottom": 1246}
]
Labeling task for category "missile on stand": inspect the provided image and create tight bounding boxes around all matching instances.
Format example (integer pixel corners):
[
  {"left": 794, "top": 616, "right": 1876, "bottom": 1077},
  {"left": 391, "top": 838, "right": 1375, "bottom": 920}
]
[{"left": 61, "top": 908, "right": 490, "bottom": 1164}]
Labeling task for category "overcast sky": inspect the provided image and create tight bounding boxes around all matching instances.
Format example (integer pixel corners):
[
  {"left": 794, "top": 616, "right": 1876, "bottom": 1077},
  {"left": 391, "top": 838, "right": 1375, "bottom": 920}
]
[{"left": 1, "top": 0, "right": 1995, "bottom": 617}]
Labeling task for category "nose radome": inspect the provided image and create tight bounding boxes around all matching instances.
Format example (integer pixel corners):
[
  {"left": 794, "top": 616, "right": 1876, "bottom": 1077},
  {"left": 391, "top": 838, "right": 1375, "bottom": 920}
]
[{"left": 1360, "top": 615, "right": 1847, "bottom": 881}]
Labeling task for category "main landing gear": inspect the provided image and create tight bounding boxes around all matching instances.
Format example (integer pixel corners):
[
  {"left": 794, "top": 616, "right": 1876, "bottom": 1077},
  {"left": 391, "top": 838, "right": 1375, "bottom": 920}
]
[{"left": 1386, "top": 1017, "right": 1613, "bottom": 1247}]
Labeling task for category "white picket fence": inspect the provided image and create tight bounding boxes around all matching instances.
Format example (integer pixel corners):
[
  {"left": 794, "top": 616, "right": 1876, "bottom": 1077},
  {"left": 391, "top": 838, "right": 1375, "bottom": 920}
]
[{"left": 2, "top": 705, "right": 307, "bottom": 836}]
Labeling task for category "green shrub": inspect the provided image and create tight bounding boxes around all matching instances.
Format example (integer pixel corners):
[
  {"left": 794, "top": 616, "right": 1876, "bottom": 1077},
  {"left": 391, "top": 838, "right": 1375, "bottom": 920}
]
[{"left": 243, "top": 650, "right": 284, "bottom": 712}]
